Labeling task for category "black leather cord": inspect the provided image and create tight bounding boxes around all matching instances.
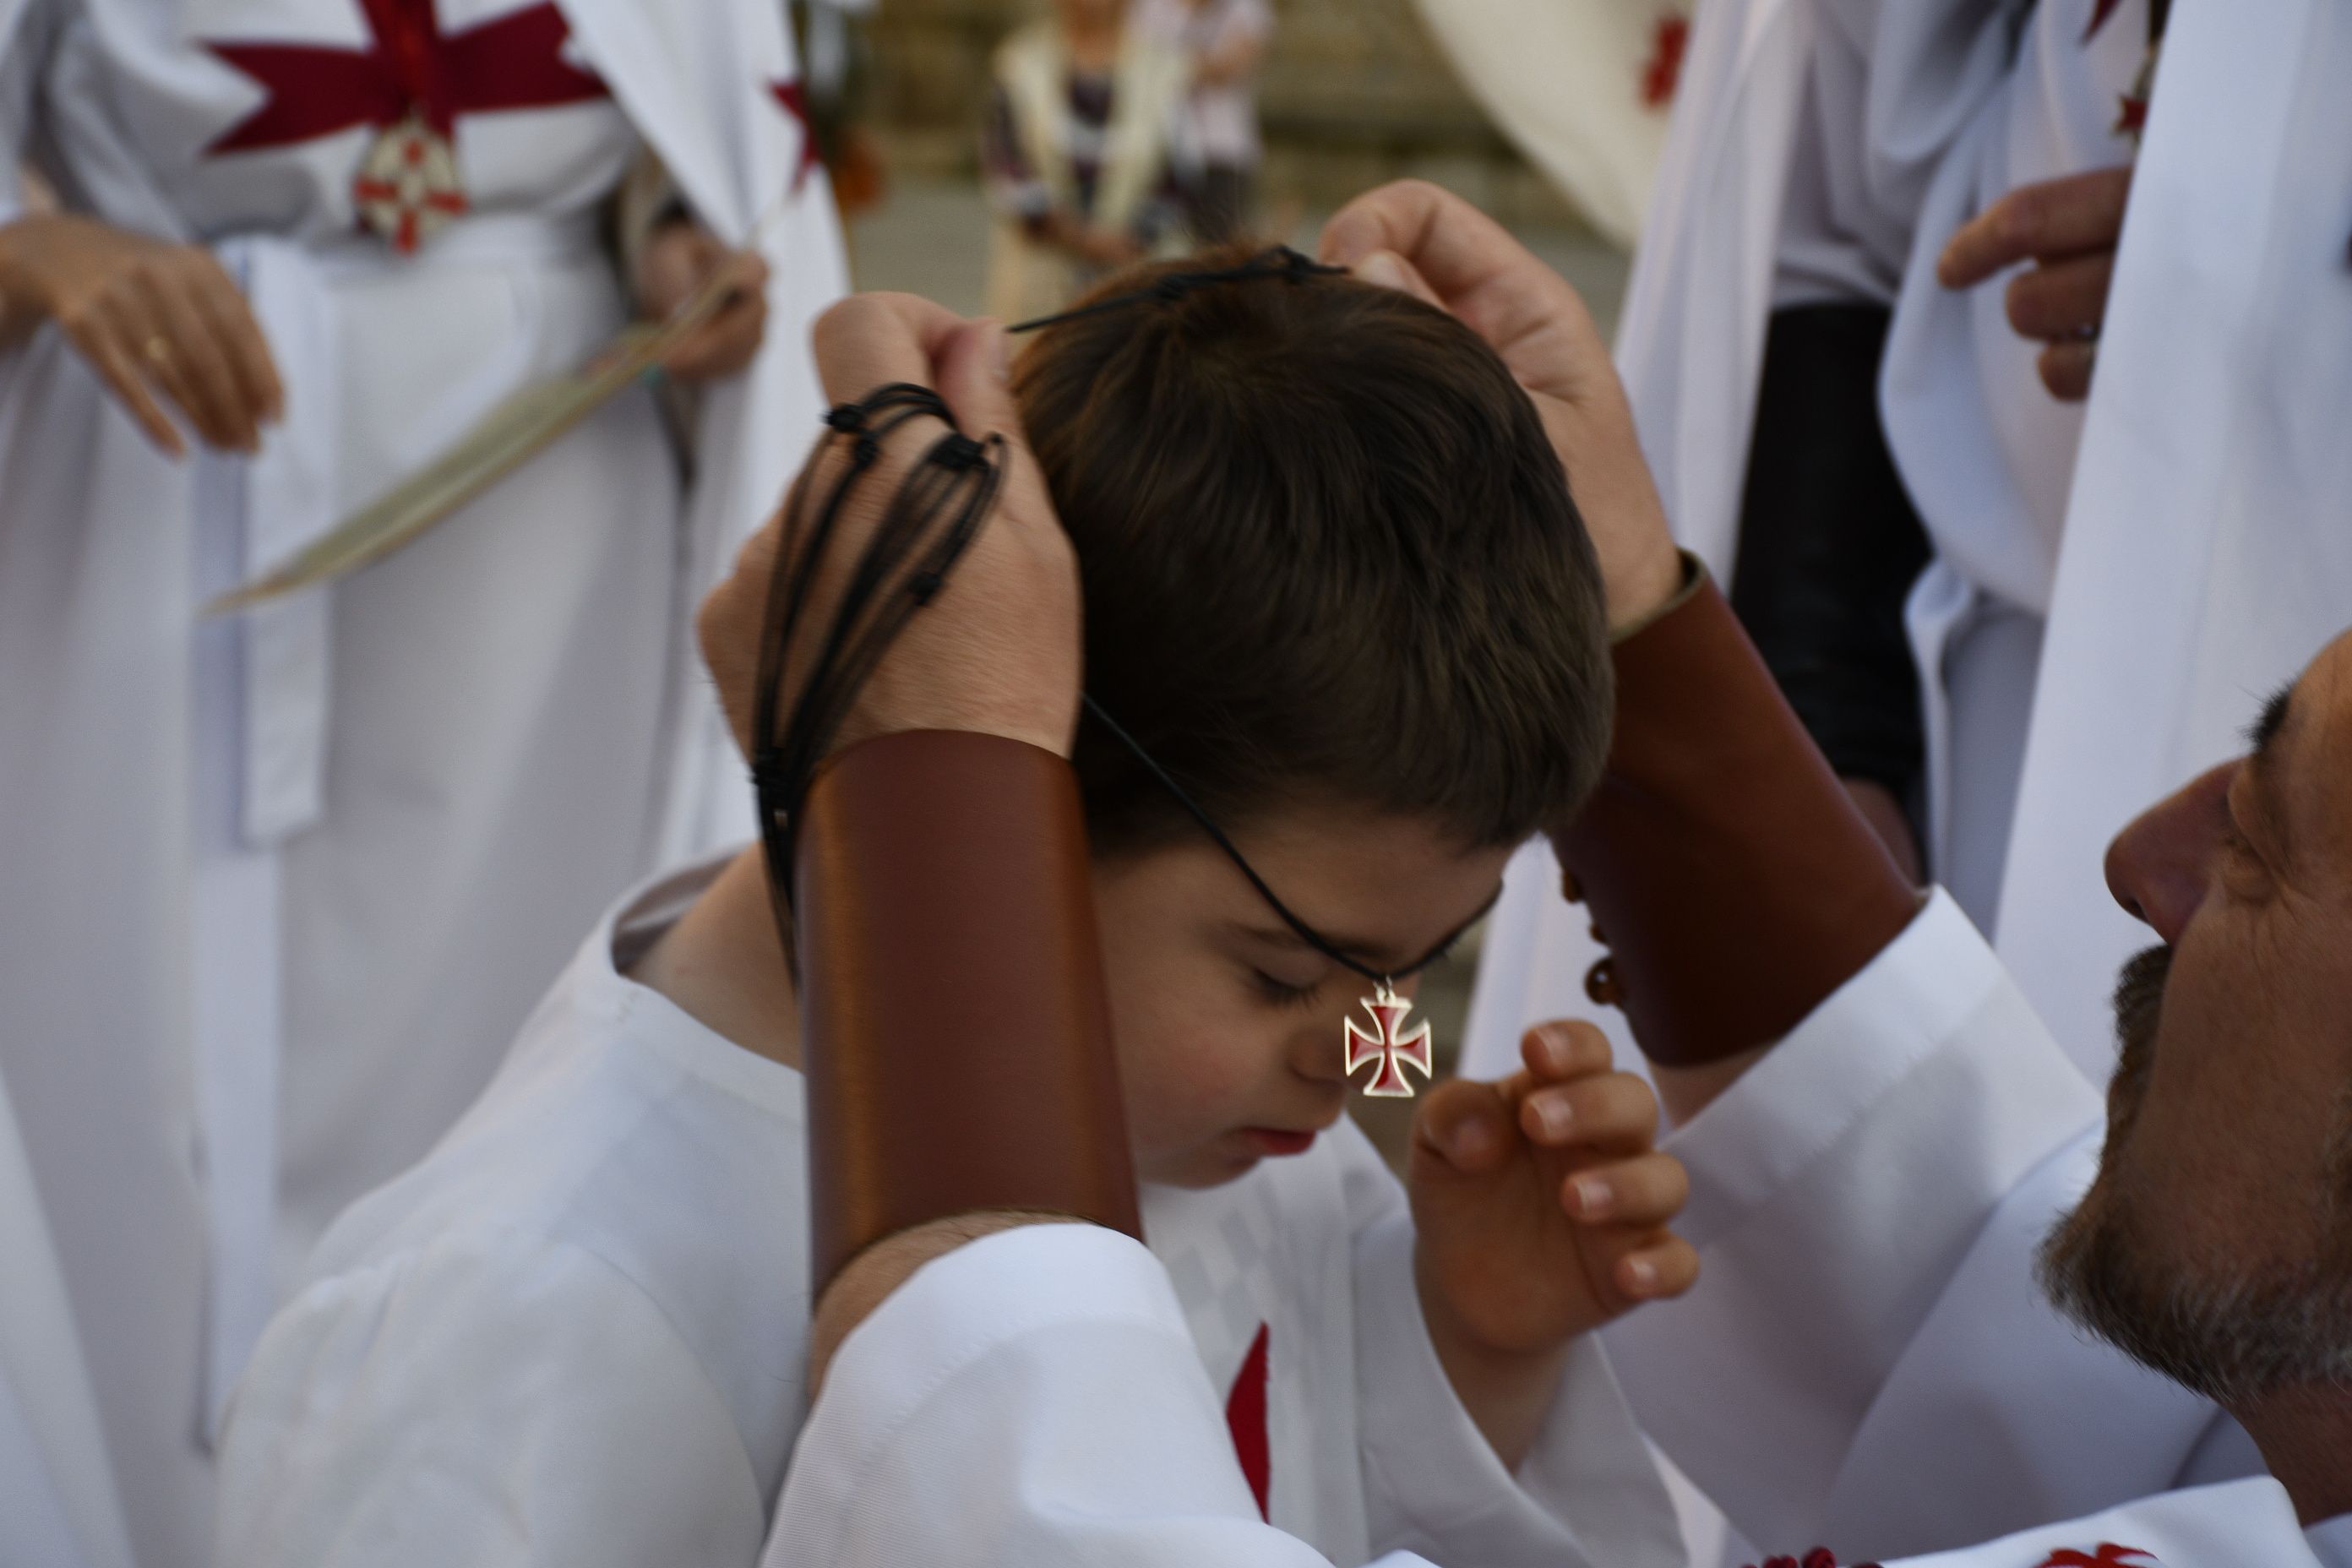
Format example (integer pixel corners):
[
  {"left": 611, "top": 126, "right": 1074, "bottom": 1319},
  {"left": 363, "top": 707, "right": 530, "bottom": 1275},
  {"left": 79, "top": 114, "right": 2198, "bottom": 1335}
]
[
  {"left": 1082, "top": 695, "right": 1495, "bottom": 985},
  {"left": 1008, "top": 246, "right": 1348, "bottom": 335},
  {"left": 753, "top": 384, "right": 1004, "bottom": 972}
]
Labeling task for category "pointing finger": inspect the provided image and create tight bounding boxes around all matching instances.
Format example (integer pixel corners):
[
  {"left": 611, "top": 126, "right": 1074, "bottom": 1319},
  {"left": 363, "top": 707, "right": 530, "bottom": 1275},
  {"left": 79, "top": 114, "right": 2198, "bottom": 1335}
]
[{"left": 1939, "top": 164, "right": 2133, "bottom": 289}]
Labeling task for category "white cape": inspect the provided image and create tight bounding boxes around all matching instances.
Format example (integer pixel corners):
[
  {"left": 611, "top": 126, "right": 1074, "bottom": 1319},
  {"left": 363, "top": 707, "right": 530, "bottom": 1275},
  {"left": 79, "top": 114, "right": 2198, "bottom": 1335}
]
[{"left": 1993, "top": 0, "right": 2352, "bottom": 1058}]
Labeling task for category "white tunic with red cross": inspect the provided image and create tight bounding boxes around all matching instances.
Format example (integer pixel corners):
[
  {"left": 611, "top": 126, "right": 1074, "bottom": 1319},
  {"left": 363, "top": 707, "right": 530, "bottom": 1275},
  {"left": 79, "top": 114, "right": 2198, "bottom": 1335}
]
[
  {"left": 1141, "top": 1114, "right": 1684, "bottom": 1567},
  {"left": 0, "top": 3, "right": 842, "bottom": 1563}
]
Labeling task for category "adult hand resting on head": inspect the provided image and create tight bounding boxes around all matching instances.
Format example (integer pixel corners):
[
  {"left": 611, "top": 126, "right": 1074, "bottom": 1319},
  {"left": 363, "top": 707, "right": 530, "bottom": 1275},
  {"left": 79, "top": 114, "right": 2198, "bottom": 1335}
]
[
  {"left": 0, "top": 213, "right": 285, "bottom": 456},
  {"left": 1320, "top": 180, "right": 1683, "bottom": 632},
  {"left": 696, "top": 296, "right": 1119, "bottom": 1388},
  {"left": 697, "top": 293, "right": 1081, "bottom": 766},
  {"left": 1939, "top": 164, "right": 2132, "bottom": 402}
]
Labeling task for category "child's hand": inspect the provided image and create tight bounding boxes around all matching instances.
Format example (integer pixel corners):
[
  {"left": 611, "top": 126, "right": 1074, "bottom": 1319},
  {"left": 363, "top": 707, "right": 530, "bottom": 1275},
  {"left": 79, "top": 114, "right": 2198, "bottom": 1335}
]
[{"left": 1408, "top": 1021, "right": 1696, "bottom": 1360}]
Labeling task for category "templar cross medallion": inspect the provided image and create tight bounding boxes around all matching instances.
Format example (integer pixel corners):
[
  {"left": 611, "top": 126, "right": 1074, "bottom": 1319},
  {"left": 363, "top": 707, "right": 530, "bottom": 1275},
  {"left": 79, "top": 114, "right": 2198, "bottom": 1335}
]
[{"left": 1345, "top": 981, "right": 1434, "bottom": 1098}]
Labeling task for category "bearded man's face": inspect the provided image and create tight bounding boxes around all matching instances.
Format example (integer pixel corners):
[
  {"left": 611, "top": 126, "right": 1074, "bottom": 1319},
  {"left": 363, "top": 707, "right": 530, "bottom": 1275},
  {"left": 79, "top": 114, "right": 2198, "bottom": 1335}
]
[{"left": 2040, "top": 630, "right": 2352, "bottom": 1407}]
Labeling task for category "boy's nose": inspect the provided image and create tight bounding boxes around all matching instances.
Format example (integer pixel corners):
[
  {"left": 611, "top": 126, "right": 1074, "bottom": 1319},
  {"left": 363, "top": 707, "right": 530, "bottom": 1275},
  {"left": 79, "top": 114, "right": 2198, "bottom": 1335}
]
[
  {"left": 2104, "top": 760, "right": 2239, "bottom": 945},
  {"left": 1290, "top": 1015, "right": 1352, "bottom": 1087}
]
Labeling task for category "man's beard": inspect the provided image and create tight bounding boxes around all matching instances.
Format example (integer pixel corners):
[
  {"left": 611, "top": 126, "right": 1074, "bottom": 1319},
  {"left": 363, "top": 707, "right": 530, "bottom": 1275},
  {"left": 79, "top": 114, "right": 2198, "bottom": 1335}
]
[{"left": 2038, "top": 945, "right": 2352, "bottom": 1405}]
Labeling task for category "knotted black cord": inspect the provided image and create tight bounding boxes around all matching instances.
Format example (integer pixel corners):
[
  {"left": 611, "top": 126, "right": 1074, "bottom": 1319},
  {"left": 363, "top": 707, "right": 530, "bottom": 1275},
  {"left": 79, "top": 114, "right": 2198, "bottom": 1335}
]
[
  {"left": 752, "top": 384, "right": 1004, "bottom": 977},
  {"left": 1007, "top": 245, "right": 1349, "bottom": 335}
]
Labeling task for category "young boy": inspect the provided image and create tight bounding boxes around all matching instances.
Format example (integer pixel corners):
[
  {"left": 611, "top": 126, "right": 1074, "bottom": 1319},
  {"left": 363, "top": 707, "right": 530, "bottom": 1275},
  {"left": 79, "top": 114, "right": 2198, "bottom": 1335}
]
[{"left": 217, "top": 262, "right": 1697, "bottom": 1567}]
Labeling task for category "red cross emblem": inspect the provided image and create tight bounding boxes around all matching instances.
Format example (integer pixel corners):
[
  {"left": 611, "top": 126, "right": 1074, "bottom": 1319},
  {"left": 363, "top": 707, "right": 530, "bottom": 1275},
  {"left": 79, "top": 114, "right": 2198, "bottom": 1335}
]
[
  {"left": 1223, "top": 1324, "right": 1271, "bottom": 1520},
  {"left": 771, "top": 78, "right": 825, "bottom": 196},
  {"left": 1345, "top": 982, "right": 1433, "bottom": 1098},
  {"left": 1640, "top": 15, "right": 1691, "bottom": 109},
  {"left": 2037, "top": 1547, "right": 2157, "bottom": 1567},
  {"left": 204, "top": 1, "right": 608, "bottom": 252}
]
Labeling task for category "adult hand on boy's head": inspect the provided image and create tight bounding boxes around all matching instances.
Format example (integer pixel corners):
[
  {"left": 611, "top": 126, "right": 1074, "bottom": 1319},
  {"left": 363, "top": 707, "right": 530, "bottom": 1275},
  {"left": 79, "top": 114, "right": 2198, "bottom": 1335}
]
[
  {"left": 698, "top": 292, "right": 1081, "bottom": 765},
  {"left": 1320, "top": 181, "right": 1683, "bottom": 632}
]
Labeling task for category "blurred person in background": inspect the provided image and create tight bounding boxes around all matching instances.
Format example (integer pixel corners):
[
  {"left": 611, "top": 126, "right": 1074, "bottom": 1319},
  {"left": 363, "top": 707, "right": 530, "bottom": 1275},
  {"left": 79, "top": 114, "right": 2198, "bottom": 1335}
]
[
  {"left": 983, "top": 0, "right": 1189, "bottom": 320},
  {"left": 788, "top": 0, "right": 889, "bottom": 215},
  {"left": 0, "top": 3, "right": 843, "bottom": 1563},
  {"left": 1135, "top": 0, "right": 1272, "bottom": 246},
  {"left": 1469, "top": 0, "right": 2204, "bottom": 1092}
]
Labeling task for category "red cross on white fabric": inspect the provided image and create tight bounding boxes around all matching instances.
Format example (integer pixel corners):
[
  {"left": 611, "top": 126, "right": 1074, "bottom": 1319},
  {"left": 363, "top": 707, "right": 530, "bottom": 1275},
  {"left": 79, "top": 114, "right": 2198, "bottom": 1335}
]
[
  {"left": 205, "top": 3, "right": 608, "bottom": 150},
  {"left": 1640, "top": 15, "right": 1690, "bottom": 109},
  {"left": 770, "top": 78, "right": 825, "bottom": 195},
  {"left": 2084, "top": 0, "right": 2128, "bottom": 39},
  {"left": 204, "top": 1, "right": 609, "bottom": 250},
  {"left": 1223, "top": 1323, "right": 1271, "bottom": 1520},
  {"left": 2035, "top": 1548, "right": 2157, "bottom": 1567}
]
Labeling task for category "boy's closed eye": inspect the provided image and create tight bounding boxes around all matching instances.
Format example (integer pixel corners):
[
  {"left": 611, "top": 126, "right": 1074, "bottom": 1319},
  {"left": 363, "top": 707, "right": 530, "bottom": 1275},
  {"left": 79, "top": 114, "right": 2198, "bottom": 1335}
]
[{"left": 1250, "top": 966, "right": 1326, "bottom": 1009}]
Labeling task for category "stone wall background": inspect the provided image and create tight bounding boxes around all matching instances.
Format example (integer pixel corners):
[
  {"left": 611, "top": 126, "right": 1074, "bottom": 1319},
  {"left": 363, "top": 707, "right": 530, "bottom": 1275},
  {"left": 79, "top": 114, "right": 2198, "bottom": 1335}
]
[{"left": 864, "top": 0, "right": 1584, "bottom": 228}]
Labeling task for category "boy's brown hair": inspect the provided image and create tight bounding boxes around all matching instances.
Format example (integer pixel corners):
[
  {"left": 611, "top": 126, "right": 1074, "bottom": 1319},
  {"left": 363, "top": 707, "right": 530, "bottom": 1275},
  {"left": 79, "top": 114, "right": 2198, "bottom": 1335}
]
[{"left": 1015, "top": 248, "right": 1614, "bottom": 855}]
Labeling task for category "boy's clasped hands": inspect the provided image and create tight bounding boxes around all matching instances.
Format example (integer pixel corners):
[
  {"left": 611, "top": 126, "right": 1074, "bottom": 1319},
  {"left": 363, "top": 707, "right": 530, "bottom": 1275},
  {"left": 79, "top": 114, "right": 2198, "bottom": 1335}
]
[{"left": 1407, "top": 1020, "right": 1696, "bottom": 1465}]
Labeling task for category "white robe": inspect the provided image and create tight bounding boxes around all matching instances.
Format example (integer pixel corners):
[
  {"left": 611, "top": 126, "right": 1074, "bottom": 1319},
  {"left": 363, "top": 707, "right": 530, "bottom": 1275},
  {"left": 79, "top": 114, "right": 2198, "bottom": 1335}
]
[
  {"left": 220, "top": 854, "right": 1684, "bottom": 1568},
  {"left": 1600, "top": 893, "right": 2256, "bottom": 1564},
  {"left": 769, "top": 898, "right": 2305, "bottom": 1568},
  {"left": 768, "top": 1228, "right": 2337, "bottom": 1568},
  {"left": 0, "top": 1060, "right": 133, "bottom": 1568},
  {"left": 1406, "top": 0, "right": 1685, "bottom": 248},
  {"left": 1465, "top": 0, "right": 2155, "bottom": 1084},
  {"left": 1990, "top": 0, "right": 2352, "bottom": 1059},
  {"left": 0, "top": 3, "right": 842, "bottom": 1561}
]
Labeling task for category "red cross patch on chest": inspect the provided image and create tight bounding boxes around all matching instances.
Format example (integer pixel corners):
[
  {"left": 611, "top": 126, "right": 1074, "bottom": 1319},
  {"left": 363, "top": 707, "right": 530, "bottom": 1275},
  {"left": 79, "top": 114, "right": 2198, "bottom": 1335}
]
[
  {"left": 1224, "top": 1322, "right": 1271, "bottom": 1520},
  {"left": 2037, "top": 1547, "right": 2157, "bottom": 1567},
  {"left": 204, "top": 1, "right": 610, "bottom": 251}
]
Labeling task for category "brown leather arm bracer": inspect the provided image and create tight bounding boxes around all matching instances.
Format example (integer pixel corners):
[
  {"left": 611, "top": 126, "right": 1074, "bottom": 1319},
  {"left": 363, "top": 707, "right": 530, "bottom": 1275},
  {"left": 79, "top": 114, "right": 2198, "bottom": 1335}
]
[
  {"left": 1554, "top": 564, "right": 1921, "bottom": 1066},
  {"left": 794, "top": 729, "right": 1141, "bottom": 1289}
]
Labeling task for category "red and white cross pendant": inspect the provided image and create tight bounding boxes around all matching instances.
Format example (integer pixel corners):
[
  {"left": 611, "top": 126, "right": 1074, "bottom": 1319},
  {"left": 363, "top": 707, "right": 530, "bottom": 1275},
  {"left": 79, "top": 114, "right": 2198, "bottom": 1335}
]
[
  {"left": 352, "top": 112, "right": 468, "bottom": 253},
  {"left": 1345, "top": 980, "right": 1434, "bottom": 1098}
]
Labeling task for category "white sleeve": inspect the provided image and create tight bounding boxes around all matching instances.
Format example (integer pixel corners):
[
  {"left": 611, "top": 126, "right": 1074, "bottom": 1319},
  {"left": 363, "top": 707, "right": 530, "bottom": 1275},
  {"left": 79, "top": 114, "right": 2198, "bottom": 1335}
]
[
  {"left": 218, "top": 1232, "right": 767, "bottom": 1568},
  {"left": 769, "top": 1223, "right": 1439, "bottom": 1568},
  {"left": 1334, "top": 1123, "right": 1683, "bottom": 1568},
  {"left": 1603, "top": 891, "right": 2235, "bottom": 1562}
]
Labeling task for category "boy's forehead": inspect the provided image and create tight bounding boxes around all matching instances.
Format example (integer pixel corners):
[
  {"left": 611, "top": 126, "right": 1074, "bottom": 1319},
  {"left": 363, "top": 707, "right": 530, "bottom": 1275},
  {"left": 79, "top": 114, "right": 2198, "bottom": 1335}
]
[{"left": 1211, "top": 808, "right": 1511, "bottom": 961}]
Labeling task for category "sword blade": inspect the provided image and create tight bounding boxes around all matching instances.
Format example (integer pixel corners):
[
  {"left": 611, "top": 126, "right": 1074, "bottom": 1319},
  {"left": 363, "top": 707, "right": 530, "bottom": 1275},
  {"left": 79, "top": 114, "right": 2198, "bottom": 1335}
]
[{"left": 203, "top": 259, "right": 743, "bottom": 617}]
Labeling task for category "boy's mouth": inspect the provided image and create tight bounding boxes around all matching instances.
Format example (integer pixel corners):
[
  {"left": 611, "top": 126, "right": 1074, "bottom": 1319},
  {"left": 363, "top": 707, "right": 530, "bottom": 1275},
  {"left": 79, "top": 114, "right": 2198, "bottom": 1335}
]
[{"left": 1240, "top": 1128, "right": 1318, "bottom": 1158}]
